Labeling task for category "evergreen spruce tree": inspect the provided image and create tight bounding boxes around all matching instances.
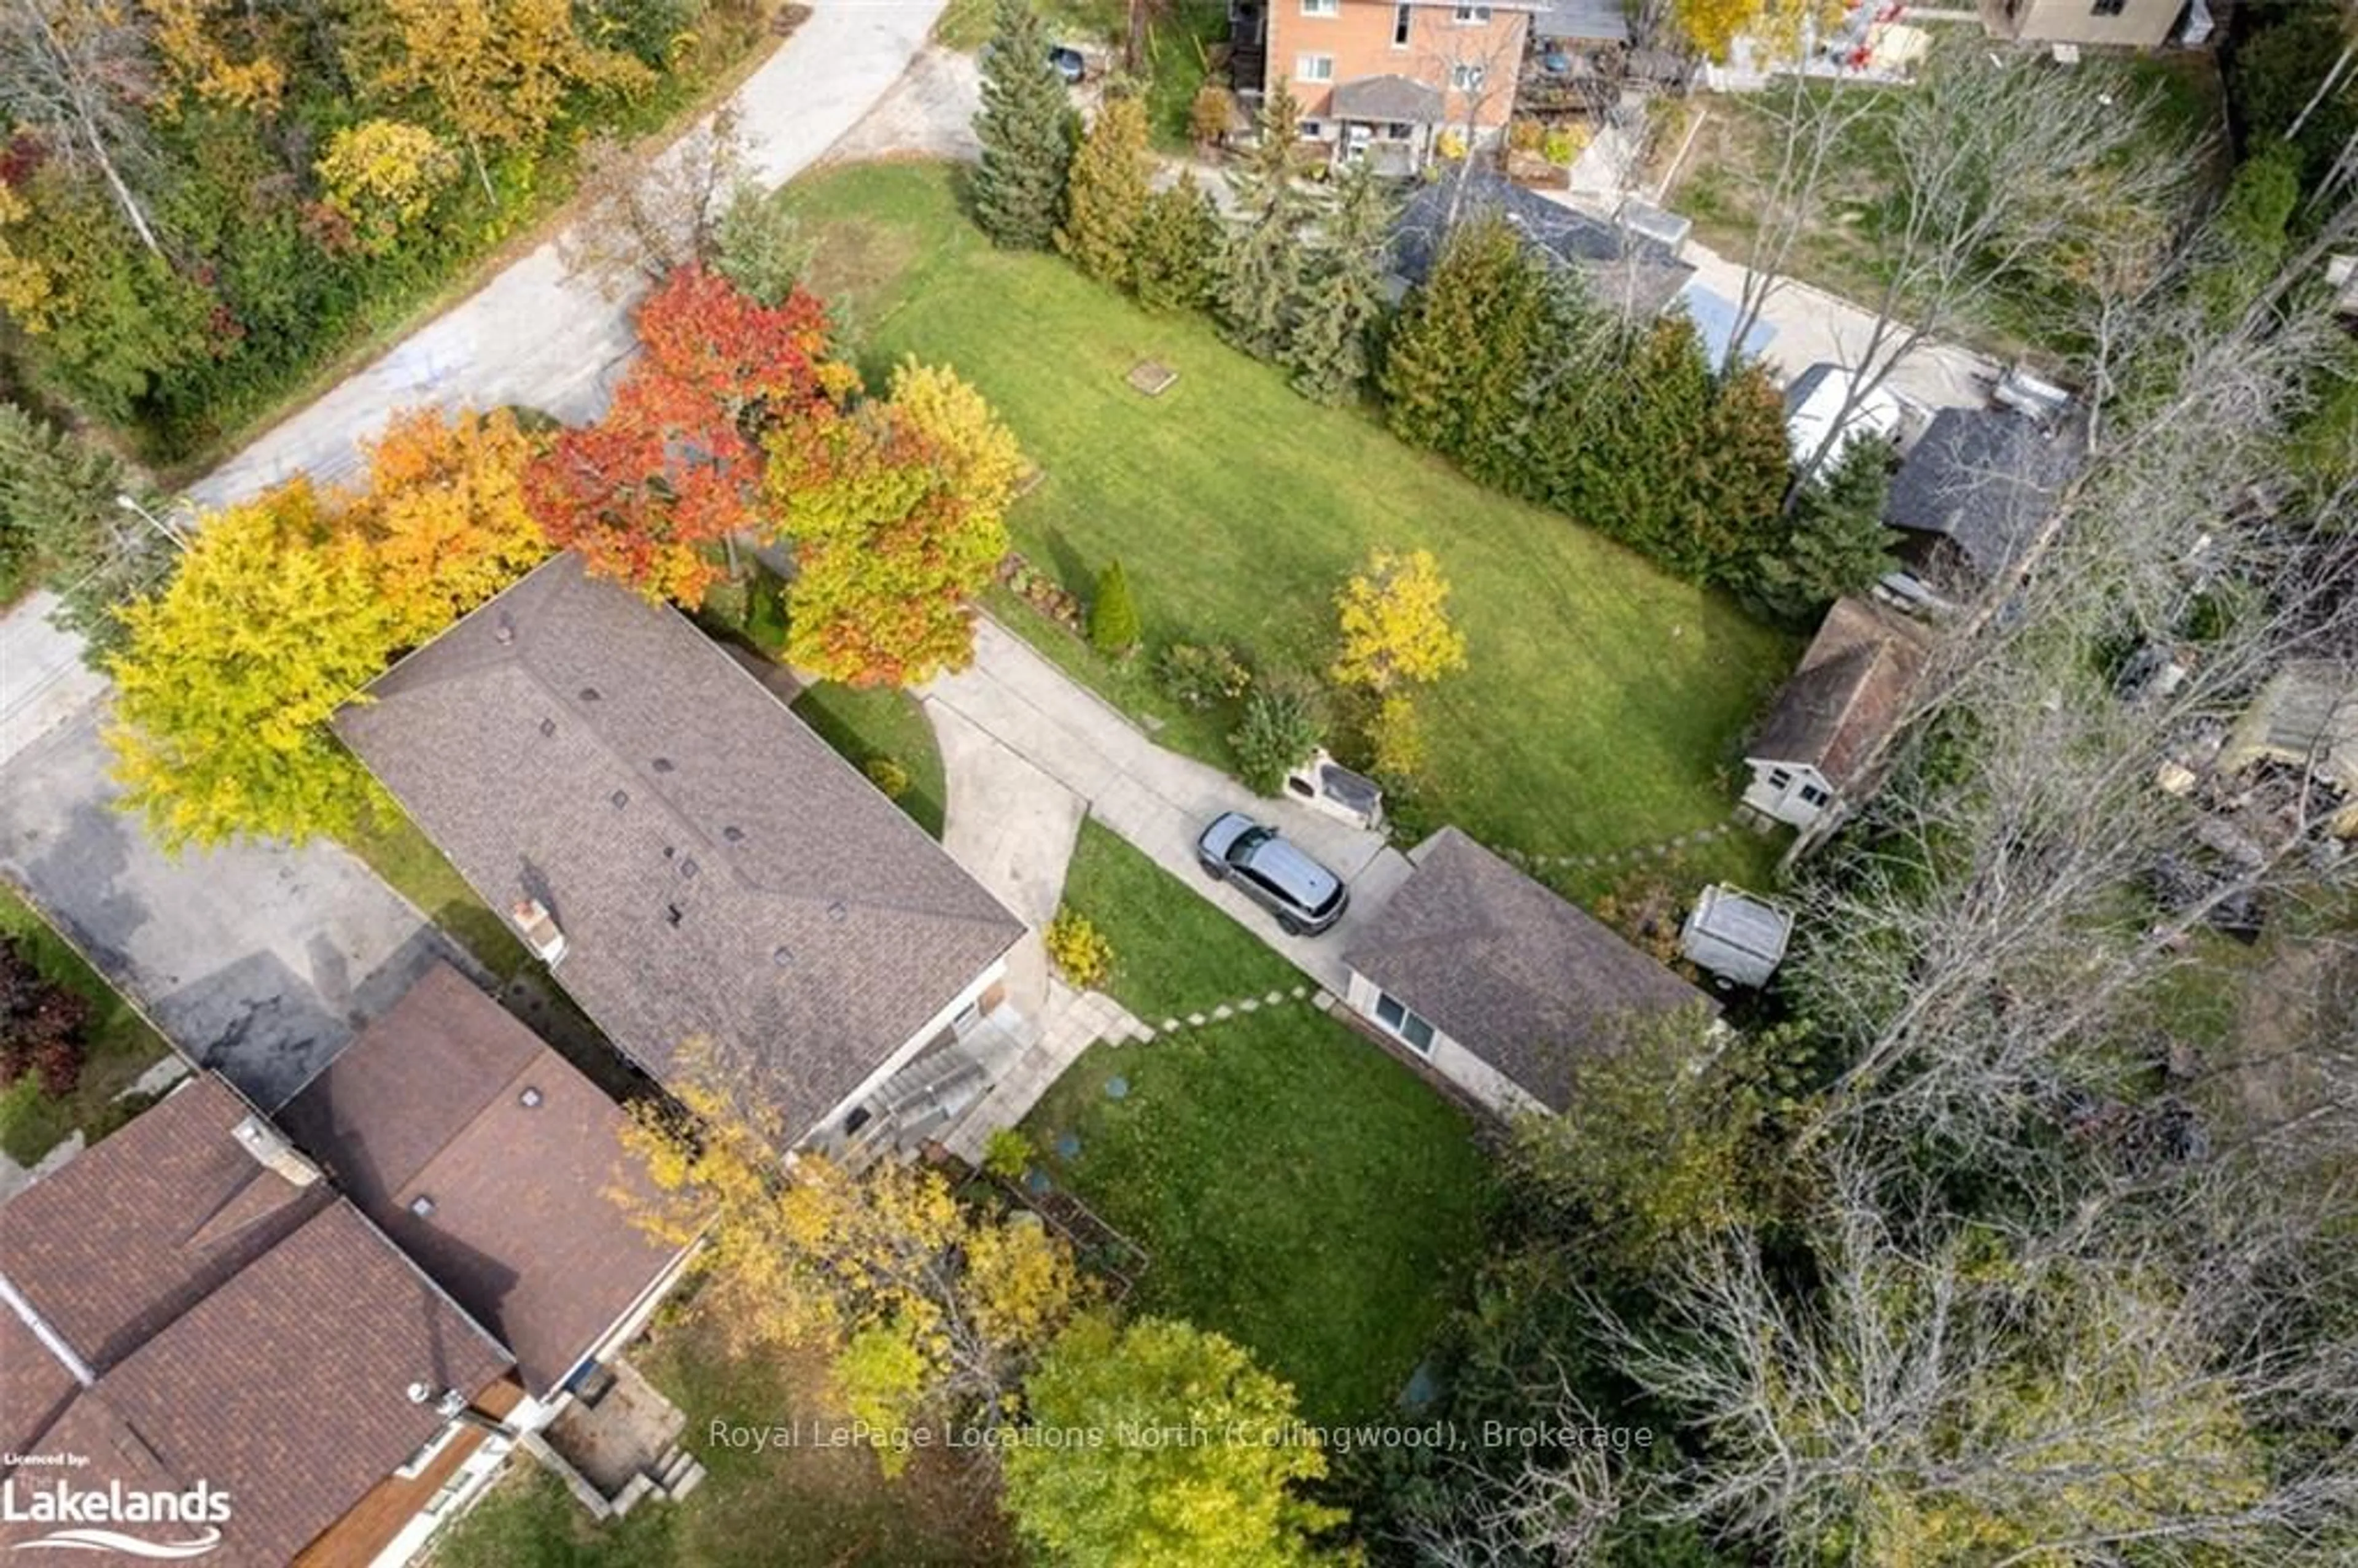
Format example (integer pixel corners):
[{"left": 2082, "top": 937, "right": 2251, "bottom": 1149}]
[
  {"left": 1088, "top": 559, "right": 1141, "bottom": 654},
  {"left": 1216, "top": 86, "right": 1311, "bottom": 362},
  {"left": 0, "top": 403, "right": 166, "bottom": 658},
  {"left": 1130, "top": 173, "right": 1221, "bottom": 314},
  {"left": 1688, "top": 359, "right": 1794, "bottom": 587},
  {"left": 973, "top": 0, "right": 1078, "bottom": 250},
  {"left": 1749, "top": 435, "right": 1896, "bottom": 623},
  {"left": 1285, "top": 160, "right": 1396, "bottom": 406},
  {"left": 1058, "top": 91, "right": 1151, "bottom": 287},
  {"left": 1379, "top": 213, "right": 1549, "bottom": 475}
]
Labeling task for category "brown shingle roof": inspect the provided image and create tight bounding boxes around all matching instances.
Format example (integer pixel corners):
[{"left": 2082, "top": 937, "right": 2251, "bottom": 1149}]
[
  {"left": 0, "top": 1074, "right": 327, "bottom": 1373},
  {"left": 1746, "top": 596, "right": 1935, "bottom": 790},
  {"left": 1343, "top": 829, "right": 1716, "bottom": 1111},
  {"left": 68, "top": 1205, "right": 510, "bottom": 1567},
  {"left": 335, "top": 555, "right": 1024, "bottom": 1139},
  {"left": 0, "top": 1079, "right": 513, "bottom": 1568},
  {"left": 281, "top": 962, "right": 690, "bottom": 1397}
]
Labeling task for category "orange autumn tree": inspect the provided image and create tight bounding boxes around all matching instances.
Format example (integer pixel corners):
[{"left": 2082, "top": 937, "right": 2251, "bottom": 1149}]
[
  {"left": 346, "top": 405, "right": 550, "bottom": 644},
  {"left": 767, "top": 361, "right": 1022, "bottom": 688},
  {"left": 524, "top": 265, "right": 847, "bottom": 605}
]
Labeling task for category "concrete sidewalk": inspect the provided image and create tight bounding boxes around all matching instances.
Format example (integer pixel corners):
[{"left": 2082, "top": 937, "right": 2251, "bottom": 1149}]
[{"left": 920, "top": 618, "right": 1415, "bottom": 998}]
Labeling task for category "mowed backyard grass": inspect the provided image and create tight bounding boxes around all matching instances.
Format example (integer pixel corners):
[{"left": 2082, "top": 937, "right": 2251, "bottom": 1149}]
[
  {"left": 779, "top": 163, "right": 1798, "bottom": 860},
  {"left": 1021, "top": 824, "right": 1492, "bottom": 1423}
]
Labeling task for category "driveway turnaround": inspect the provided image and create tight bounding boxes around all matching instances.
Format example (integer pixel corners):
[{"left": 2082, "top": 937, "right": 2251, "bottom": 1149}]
[
  {"left": 922, "top": 618, "right": 1417, "bottom": 996},
  {"left": 0, "top": 713, "right": 462, "bottom": 1109}
]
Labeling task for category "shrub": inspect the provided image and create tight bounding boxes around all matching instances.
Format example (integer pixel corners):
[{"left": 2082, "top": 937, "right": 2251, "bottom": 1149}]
[
  {"left": 1155, "top": 642, "right": 1252, "bottom": 710},
  {"left": 865, "top": 756, "right": 912, "bottom": 799},
  {"left": 1189, "top": 83, "right": 1233, "bottom": 149},
  {"left": 984, "top": 1127, "right": 1037, "bottom": 1181},
  {"left": 1046, "top": 908, "right": 1116, "bottom": 988},
  {"left": 1542, "top": 126, "right": 1586, "bottom": 166},
  {"left": 1229, "top": 684, "right": 1323, "bottom": 795},
  {"left": 1507, "top": 118, "right": 1545, "bottom": 154},
  {"left": 1089, "top": 559, "right": 1142, "bottom": 656}
]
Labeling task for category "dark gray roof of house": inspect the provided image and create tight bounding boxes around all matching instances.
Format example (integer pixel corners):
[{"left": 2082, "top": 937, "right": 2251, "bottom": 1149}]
[
  {"left": 1331, "top": 73, "right": 1446, "bottom": 123},
  {"left": 1884, "top": 408, "right": 2082, "bottom": 583},
  {"left": 1533, "top": 0, "right": 1631, "bottom": 42},
  {"left": 1391, "top": 170, "right": 1697, "bottom": 319},
  {"left": 336, "top": 556, "right": 1024, "bottom": 1139},
  {"left": 1344, "top": 828, "right": 1716, "bottom": 1111},
  {"left": 1746, "top": 596, "right": 1935, "bottom": 788}
]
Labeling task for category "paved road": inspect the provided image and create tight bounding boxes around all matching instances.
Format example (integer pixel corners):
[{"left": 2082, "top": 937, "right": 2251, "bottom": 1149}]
[
  {"left": 0, "top": 713, "right": 461, "bottom": 1108},
  {"left": 922, "top": 618, "right": 1417, "bottom": 999}
]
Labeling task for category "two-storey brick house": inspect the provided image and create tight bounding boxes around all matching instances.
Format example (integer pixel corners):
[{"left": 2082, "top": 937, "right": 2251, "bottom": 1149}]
[{"left": 1240, "top": 0, "right": 1539, "bottom": 171}]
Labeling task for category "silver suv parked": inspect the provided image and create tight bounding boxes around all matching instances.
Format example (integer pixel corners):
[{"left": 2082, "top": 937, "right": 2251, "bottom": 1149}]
[{"left": 1195, "top": 812, "right": 1349, "bottom": 936}]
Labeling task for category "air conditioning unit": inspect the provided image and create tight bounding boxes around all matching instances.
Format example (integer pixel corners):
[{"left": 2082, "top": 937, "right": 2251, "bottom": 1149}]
[{"left": 512, "top": 898, "right": 567, "bottom": 966}]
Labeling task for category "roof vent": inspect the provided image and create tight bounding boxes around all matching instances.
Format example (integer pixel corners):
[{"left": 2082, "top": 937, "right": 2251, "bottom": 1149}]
[
  {"left": 580, "top": 686, "right": 602, "bottom": 702},
  {"left": 410, "top": 1195, "right": 435, "bottom": 1217},
  {"left": 722, "top": 826, "right": 745, "bottom": 843},
  {"left": 494, "top": 615, "right": 516, "bottom": 646},
  {"left": 680, "top": 858, "right": 699, "bottom": 879},
  {"left": 827, "top": 899, "right": 847, "bottom": 922},
  {"left": 512, "top": 897, "right": 567, "bottom": 966},
  {"left": 611, "top": 789, "right": 629, "bottom": 809},
  {"left": 666, "top": 904, "right": 684, "bottom": 928},
  {"left": 518, "top": 1085, "right": 543, "bottom": 1109},
  {"left": 652, "top": 757, "right": 675, "bottom": 774},
  {"left": 539, "top": 717, "right": 556, "bottom": 739},
  {"left": 771, "top": 944, "right": 793, "bottom": 967},
  {"left": 230, "top": 1115, "right": 322, "bottom": 1187}
]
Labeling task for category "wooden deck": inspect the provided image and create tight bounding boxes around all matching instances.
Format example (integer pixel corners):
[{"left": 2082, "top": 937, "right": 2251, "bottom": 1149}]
[{"left": 290, "top": 1378, "right": 526, "bottom": 1568}]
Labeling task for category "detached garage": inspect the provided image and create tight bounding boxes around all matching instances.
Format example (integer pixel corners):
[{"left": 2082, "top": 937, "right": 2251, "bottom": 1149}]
[{"left": 1341, "top": 828, "right": 1717, "bottom": 1118}]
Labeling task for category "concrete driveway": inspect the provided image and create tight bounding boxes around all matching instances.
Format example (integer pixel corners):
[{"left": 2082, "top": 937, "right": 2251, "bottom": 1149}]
[
  {"left": 0, "top": 712, "right": 462, "bottom": 1109},
  {"left": 921, "top": 618, "right": 1415, "bottom": 996}
]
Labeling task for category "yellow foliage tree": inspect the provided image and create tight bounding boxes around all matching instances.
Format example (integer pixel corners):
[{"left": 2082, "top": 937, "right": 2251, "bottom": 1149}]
[
  {"left": 141, "top": 0, "right": 288, "bottom": 114},
  {"left": 885, "top": 357, "right": 1027, "bottom": 520},
  {"left": 315, "top": 120, "right": 462, "bottom": 254},
  {"left": 107, "top": 484, "right": 398, "bottom": 852},
  {"left": 344, "top": 406, "right": 551, "bottom": 644},
  {"left": 1330, "top": 547, "right": 1468, "bottom": 695},
  {"left": 621, "top": 1069, "right": 1091, "bottom": 1471},
  {"left": 1671, "top": 0, "right": 1837, "bottom": 63},
  {"left": 351, "top": 0, "right": 655, "bottom": 200}
]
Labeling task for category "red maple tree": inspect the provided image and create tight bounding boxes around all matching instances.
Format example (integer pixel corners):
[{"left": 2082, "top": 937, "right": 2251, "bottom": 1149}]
[{"left": 524, "top": 265, "right": 846, "bottom": 602}]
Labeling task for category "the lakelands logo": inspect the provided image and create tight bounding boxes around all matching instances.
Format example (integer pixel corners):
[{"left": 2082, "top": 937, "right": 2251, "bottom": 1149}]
[{"left": 1, "top": 1465, "right": 230, "bottom": 1559}]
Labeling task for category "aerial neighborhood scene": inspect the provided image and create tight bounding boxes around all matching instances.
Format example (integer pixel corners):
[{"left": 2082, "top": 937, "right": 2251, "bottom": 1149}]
[{"left": 2, "top": 0, "right": 2357, "bottom": 1561}]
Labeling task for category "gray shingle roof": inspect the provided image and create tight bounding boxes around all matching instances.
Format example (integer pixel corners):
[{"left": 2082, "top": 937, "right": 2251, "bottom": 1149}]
[
  {"left": 336, "top": 556, "right": 1024, "bottom": 1139},
  {"left": 1331, "top": 74, "right": 1446, "bottom": 123},
  {"left": 1746, "top": 596, "right": 1934, "bottom": 788},
  {"left": 1533, "top": 0, "right": 1630, "bottom": 42},
  {"left": 1390, "top": 170, "right": 1697, "bottom": 320},
  {"left": 1344, "top": 828, "right": 1715, "bottom": 1111},
  {"left": 1885, "top": 408, "right": 2082, "bottom": 584}
]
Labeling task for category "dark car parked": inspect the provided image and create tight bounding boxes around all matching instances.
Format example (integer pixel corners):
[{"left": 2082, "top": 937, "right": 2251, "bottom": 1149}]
[{"left": 1196, "top": 812, "right": 1349, "bottom": 936}]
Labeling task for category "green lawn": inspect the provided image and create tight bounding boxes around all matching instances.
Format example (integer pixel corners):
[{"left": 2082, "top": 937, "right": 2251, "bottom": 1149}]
[
  {"left": 434, "top": 1311, "right": 1014, "bottom": 1568},
  {"left": 1021, "top": 823, "right": 1492, "bottom": 1422},
  {"left": 792, "top": 683, "right": 950, "bottom": 840},
  {"left": 0, "top": 885, "right": 174, "bottom": 1165},
  {"left": 781, "top": 163, "right": 1796, "bottom": 869}
]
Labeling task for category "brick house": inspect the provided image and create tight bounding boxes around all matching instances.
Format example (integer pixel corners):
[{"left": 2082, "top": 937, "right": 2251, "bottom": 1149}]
[
  {"left": 1982, "top": 0, "right": 2187, "bottom": 51},
  {"left": 1240, "top": 0, "right": 1540, "bottom": 171}
]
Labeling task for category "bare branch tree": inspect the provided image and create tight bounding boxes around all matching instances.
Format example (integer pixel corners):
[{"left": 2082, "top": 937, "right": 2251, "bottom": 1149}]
[
  {"left": 558, "top": 104, "right": 749, "bottom": 298},
  {"left": 0, "top": 0, "right": 166, "bottom": 253}
]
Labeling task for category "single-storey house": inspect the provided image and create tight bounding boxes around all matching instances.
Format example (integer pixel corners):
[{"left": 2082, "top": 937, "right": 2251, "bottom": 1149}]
[
  {"left": 1982, "top": 0, "right": 2187, "bottom": 52},
  {"left": 1741, "top": 596, "right": 1936, "bottom": 833},
  {"left": 1884, "top": 407, "right": 2082, "bottom": 596},
  {"left": 281, "top": 961, "right": 696, "bottom": 1409},
  {"left": 1390, "top": 169, "right": 1697, "bottom": 319},
  {"left": 337, "top": 554, "right": 1026, "bottom": 1150},
  {"left": 0, "top": 1074, "right": 516, "bottom": 1567},
  {"left": 2218, "top": 662, "right": 2358, "bottom": 837},
  {"left": 1341, "top": 827, "right": 1717, "bottom": 1116},
  {"left": 1784, "top": 361, "right": 1903, "bottom": 470}
]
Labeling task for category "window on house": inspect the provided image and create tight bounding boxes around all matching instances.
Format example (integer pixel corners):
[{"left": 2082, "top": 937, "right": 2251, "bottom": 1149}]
[
  {"left": 1302, "top": 0, "right": 1339, "bottom": 15},
  {"left": 1301, "top": 118, "right": 1325, "bottom": 137},
  {"left": 2090, "top": 0, "right": 2126, "bottom": 12},
  {"left": 1393, "top": 2, "right": 1412, "bottom": 44},
  {"left": 1298, "top": 52, "right": 1336, "bottom": 82},
  {"left": 1453, "top": 2, "right": 1491, "bottom": 22},
  {"left": 1766, "top": 767, "right": 1793, "bottom": 790},
  {"left": 1374, "top": 992, "right": 1439, "bottom": 1054},
  {"left": 1799, "top": 783, "right": 1832, "bottom": 808},
  {"left": 1450, "top": 61, "right": 1486, "bottom": 90}
]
